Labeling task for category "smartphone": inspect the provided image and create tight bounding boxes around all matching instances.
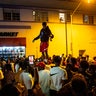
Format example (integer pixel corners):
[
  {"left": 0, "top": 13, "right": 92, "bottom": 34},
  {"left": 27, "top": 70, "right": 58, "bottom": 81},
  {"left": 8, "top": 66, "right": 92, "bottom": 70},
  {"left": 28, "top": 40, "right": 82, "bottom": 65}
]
[{"left": 28, "top": 55, "right": 35, "bottom": 65}]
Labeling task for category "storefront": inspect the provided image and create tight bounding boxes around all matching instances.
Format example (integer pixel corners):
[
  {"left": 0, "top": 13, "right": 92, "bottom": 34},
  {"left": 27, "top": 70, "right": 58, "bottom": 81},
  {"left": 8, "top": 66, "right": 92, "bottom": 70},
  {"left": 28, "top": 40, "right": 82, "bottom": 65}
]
[{"left": 0, "top": 37, "right": 26, "bottom": 60}]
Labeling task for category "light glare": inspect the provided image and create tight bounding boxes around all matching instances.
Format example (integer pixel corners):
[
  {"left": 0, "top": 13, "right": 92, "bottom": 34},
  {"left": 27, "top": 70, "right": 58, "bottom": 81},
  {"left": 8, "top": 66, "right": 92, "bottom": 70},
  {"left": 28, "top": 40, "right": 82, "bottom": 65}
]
[{"left": 88, "top": 0, "right": 90, "bottom": 3}]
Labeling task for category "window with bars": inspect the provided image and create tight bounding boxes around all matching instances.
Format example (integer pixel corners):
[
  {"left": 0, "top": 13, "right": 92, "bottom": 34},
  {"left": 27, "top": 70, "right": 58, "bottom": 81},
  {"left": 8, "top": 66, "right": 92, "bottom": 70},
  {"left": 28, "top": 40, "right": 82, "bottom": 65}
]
[
  {"left": 3, "top": 8, "right": 20, "bottom": 21},
  {"left": 32, "top": 11, "right": 48, "bottom": 22},
  {"left": 83, "top": 15, "right": 94, "bottom": 24}
]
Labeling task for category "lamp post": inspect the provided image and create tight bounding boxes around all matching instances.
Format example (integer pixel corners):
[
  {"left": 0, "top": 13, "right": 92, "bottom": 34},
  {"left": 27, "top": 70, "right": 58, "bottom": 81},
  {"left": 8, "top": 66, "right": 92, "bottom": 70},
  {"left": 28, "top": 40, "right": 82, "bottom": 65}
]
[
  {"left": 70, "top": 0, "right": 82, "bottom": 56},
  {"left": 70, "top": 0, "right": 90, "bottom": 56},
  {"left": 65, "top": 13, "right": 68, "bottom": 57}
]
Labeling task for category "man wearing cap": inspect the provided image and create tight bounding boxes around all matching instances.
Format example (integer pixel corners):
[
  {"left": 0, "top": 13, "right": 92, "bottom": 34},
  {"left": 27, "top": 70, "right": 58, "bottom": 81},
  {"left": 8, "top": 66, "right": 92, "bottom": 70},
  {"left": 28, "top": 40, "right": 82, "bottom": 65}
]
[
  {"left": 36, "top": 61, "right": 51, "bottom": 96},
  {"left": 32, "top": 22, "right": 54, "bottom": 60}
]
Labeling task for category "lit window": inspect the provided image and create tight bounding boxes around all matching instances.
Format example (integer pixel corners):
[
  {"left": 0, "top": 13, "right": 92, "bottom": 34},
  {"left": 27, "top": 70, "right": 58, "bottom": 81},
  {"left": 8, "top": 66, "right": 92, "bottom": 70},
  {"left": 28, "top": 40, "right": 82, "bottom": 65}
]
[
  {"left": 32, "top": 11, "right": 35, "bottom": 16},
  {"left": 83, "top": 15, "right": 94, "bottom": 24},
  {"left": 59, "top": 13, "right": 65, "bottom": 22},
  {"left": 83, "top": 15, "right": 89, "bottom": 23},
  {"left": 3, "top": 8, "right": 20, "bottom": 21}
]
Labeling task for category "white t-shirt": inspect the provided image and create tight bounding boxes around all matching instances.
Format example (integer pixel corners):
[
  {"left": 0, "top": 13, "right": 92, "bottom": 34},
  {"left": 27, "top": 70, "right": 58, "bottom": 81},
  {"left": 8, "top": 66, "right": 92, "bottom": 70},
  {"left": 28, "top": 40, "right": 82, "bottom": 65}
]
[
  {"left": 50, "top": 66, "right": 67, "bottom": 91},
  {"left": 19, "top": 71, "right": 33, "bottom": 90},
  {"left": 38, "top": 69, "right": 50, "bottom": 96},
  {"left": 15, "top": 64, "right": 20, "bottom": 73}
]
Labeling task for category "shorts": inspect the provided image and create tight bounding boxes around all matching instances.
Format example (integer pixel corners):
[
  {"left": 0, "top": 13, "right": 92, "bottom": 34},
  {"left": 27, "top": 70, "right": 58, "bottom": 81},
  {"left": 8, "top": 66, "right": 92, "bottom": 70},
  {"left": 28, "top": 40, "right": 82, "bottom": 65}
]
[{"left": 40, "top": 42, "right": 49, "bottom": 52}]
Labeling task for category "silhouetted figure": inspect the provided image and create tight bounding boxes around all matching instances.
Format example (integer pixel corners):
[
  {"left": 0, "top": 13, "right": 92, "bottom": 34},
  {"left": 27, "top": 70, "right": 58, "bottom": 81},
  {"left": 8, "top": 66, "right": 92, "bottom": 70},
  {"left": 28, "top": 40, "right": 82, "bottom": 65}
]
[
  {"left": 0, "top": 84, "right": 20, "bottom": 96},
  {"left": 33, "top": 22, "right": 54, "bottom": 60},
  {"left": 57, "top": 73, "right": 88, "bottom": 96}
]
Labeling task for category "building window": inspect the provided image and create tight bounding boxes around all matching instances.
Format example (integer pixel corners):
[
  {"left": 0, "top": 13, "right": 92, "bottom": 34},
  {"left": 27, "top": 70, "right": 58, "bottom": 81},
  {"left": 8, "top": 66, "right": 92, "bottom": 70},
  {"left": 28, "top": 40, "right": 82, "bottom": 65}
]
[
  {"left": 59, "top": 13, "right": 71, "bottom": 23},
  {"left": 83, "top": 15, "right": 94, "bottom": 24},
  {"left": 89, "top": 16, "right": 94, "bottom": 24},
  {"left": 67, "top": 13, "right": 71, "bottom": 22},
  {"left": 59, "top": 13, "right": 65, "bottom": 22},
  {"left": 32, "top": 10, "right": 48, "bottom": 22},
  {"left": 3, "top": 8, "right": 20, "bottom": 21}
]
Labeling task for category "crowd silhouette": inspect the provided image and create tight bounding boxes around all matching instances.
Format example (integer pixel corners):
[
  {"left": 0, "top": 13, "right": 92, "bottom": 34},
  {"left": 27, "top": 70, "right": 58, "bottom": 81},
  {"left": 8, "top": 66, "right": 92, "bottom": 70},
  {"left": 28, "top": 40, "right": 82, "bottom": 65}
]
[{"left": 0, "top": 54, "right": 96, "bottom": 96}]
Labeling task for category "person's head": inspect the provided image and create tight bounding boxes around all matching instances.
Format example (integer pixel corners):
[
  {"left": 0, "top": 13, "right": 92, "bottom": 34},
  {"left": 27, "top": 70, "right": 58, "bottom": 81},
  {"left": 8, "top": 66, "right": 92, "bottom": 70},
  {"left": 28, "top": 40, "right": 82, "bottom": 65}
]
[
  {"left": 42, "top": 22, "right": 47, "bottom": 29},
  {"left": 71, "top": 57, "right": 77, "bottom": 67},
  {"left": 5, "top": 64, "right": 12, "bottom": 71},
  {"left": 93, "top": 56, "right": 96, "bottom": 61},
  {"left": 19, "top": 58, "right": 29, "bottom": 70},
  {"left": 66, "top": 63, "right": 72, "bottom": 70},
  {"left": 36, "top": 61, "right": 45, "bottom": 70},
  {"left": 53, "top": 56, "right": 62, "bottom": 66},
  {"left": 80, "top": 60, "right": 89, "bottom": 70},
  {"left": 71, "top": 73, "right": 88, "bottom": 96},
  {"left": 0, "top": 84, "right": 20, "bottom": 96}
]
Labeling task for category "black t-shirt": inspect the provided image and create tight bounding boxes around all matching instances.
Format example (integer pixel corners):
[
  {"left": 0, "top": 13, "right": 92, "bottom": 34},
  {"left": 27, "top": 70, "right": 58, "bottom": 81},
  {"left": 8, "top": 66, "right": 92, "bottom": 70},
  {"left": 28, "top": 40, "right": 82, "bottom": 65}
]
[
  {"left": 40, "top": 27, "right": 51, "bottom": 42},
  {"left": 34, "top": 26, "right": 54, "bottom": 42}
]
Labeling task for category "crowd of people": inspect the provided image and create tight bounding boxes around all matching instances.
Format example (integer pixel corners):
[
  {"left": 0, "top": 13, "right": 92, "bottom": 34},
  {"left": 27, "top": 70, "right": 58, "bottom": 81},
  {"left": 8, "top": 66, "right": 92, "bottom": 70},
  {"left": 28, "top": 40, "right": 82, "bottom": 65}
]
[{"left": 0, "top": 54, "right": 96, "bottom": 96}]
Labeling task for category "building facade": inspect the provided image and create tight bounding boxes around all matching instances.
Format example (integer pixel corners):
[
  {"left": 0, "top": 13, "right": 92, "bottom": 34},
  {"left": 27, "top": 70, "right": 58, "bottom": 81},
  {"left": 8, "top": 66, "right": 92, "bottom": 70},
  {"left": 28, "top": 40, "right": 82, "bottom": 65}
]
[{"left": 0, "top": 5, "right": 96, "bottom": 59}]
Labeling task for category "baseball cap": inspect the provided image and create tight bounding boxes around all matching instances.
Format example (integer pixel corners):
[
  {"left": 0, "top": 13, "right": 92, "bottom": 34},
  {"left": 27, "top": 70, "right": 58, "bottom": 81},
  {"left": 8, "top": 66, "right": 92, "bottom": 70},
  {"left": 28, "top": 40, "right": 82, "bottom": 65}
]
[{"left": 36, "top": 61, "right": 45, "bottom": 68}]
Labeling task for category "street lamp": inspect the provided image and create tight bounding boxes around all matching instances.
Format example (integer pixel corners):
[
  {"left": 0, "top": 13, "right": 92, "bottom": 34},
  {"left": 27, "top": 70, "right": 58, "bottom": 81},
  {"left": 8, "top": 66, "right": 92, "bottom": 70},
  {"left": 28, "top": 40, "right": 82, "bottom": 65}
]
[{"left": 88, "top": 0, "right": 91, "bottom": 3}]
